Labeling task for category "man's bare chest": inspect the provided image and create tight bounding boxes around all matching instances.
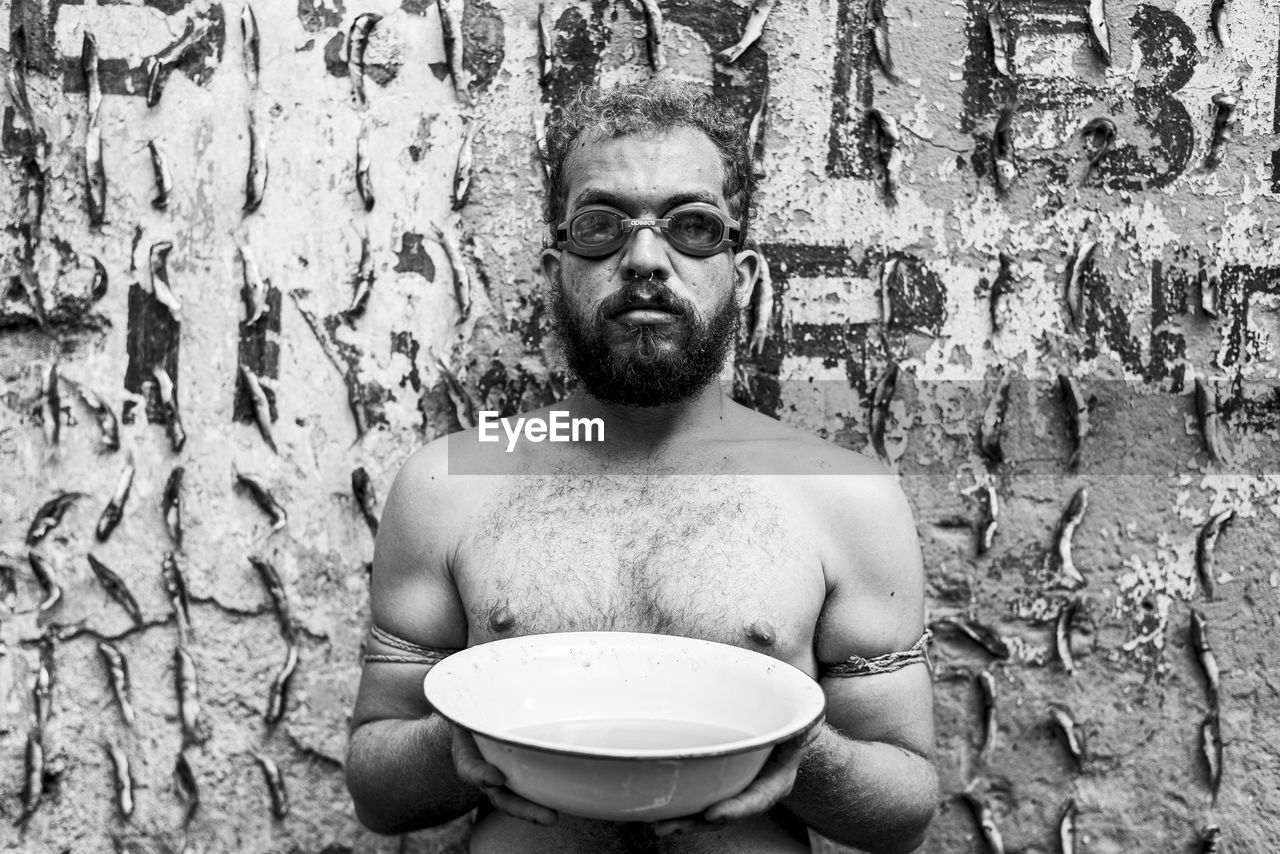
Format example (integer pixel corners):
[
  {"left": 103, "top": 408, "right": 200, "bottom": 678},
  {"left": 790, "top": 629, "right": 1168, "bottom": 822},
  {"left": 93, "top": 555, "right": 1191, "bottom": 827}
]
[{"left": 455, "top": 476, "right": 826, "bottom": 666}]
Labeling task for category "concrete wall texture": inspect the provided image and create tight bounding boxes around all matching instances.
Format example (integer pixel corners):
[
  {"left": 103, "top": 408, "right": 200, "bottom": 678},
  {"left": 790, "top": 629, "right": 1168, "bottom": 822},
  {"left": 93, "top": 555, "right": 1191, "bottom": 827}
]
[{"left": 1, "top": 0, "right": 1277, "bottom": 851}]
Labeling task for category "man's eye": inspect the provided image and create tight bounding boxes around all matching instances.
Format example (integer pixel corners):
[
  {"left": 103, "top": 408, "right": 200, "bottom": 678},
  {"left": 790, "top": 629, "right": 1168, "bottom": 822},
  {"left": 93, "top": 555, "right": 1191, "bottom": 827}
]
[
  {"left": 572, "top": 211, "right": 620, "bottom": 244},
  {"left": 669, "top": 212, "right": 719, "bottom": 245}
]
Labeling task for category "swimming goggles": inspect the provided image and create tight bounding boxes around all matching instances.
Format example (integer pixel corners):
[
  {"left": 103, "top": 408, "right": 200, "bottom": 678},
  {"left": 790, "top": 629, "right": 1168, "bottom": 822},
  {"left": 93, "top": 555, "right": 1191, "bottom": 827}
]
[{"left": 555, "top": 202, "right": 742, "bottom": 258}]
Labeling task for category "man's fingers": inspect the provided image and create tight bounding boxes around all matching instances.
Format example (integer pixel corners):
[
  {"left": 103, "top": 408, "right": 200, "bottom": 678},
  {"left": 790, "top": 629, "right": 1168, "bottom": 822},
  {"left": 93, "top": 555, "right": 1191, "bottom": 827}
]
[
  {"left": 482, "top": 784, "right": 560, "bottom": 827},
  {"left": 456, "top": 724, "right": 813, "bottom": 828},
  {"left": 701, "top": 778, "right": 784, "bottom": 824},
  {"left": 770, "top": 734, "right": 812, "bottom": 767},
  {"left": 450, "top": 727, "right": 505, "bottom": 788},
  {"left": 450, "top": 727, "right": 560, "bottom": 826},
  {"left": 702, "top": 745, "right": 805, "bottom": 823}
]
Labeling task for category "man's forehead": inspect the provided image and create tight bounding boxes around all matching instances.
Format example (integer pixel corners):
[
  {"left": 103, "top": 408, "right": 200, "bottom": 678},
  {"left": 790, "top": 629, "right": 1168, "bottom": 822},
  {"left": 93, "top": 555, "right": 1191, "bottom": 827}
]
[{"left": 562, "top": 126, "right": 727, "bottom": 209}]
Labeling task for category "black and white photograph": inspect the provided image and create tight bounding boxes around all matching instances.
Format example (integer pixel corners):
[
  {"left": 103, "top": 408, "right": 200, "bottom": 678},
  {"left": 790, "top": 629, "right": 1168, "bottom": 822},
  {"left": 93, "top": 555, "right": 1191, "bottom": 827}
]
[{"left": 1, "top": 1, "right": 1278, "bottom": 851}]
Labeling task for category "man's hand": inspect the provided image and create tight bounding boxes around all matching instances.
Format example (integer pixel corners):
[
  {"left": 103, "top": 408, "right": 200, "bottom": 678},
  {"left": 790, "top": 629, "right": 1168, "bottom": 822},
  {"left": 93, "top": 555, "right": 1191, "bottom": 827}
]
[
  {"left": 450, "top": 724, "right": 560, "bottom": 827},
  {"left": 651, "top": 719, "right": 823, "bottom": 837}
]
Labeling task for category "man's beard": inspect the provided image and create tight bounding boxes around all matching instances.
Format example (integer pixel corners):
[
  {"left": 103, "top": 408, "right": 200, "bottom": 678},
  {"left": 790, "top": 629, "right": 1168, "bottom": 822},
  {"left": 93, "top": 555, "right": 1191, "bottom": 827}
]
[{"left": 550, "top": 273, "right": 741, "bottom": 407}]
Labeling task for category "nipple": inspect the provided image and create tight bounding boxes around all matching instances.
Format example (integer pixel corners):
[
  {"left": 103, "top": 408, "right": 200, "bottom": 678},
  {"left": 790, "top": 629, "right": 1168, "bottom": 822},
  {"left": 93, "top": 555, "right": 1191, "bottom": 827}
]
[
  {"left": 746, "top": 620, "right": 777, "bottom": 648},
  {"left": 487, "top": 605, "right": 516, "bottom": 636}
]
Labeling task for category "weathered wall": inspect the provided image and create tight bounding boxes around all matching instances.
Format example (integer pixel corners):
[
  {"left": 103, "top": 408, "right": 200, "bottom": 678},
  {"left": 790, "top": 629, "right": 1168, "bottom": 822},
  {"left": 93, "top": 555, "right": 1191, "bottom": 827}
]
[{"left": 1, "top": 0, "right": 1277, "bottom": 852}]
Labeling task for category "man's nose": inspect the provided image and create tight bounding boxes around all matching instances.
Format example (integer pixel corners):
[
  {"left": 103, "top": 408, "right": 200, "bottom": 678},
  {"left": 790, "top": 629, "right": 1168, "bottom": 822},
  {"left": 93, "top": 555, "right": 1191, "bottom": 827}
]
[{"left": 617, "top": 224, "right": 675, "bottom": 280}]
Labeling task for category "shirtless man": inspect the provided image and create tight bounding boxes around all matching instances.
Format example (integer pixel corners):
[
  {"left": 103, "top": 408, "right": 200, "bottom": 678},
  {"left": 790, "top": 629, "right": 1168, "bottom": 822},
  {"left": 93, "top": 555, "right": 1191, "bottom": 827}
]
[{"left": 345, "top": 80, "right": 937, "bottom": 853}]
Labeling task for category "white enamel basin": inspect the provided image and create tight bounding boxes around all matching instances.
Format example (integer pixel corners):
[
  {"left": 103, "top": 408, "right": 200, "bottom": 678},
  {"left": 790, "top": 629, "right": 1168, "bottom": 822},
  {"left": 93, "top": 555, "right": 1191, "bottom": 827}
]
[{"left": 423, "top": 631, "right": 825, "bottom": 822}]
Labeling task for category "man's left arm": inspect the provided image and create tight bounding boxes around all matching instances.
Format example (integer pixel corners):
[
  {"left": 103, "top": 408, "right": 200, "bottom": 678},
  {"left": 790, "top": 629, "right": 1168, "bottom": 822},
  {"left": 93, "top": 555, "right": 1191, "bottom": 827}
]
[
  {"left": 653, "top": 470, "right": 937, "bottom": 850},
  {"left": 783, "top": 668, "right": 936, "bottom": 852},
  {"left": 781, "top": 471, "right": 938, "bottom": 853}
]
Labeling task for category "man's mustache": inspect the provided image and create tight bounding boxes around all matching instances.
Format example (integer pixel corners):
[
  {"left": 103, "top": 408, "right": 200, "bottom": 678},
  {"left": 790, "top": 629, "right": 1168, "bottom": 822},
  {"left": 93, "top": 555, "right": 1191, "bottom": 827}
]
[{"left": 596, "top": 279, "right": 694, "bottom": 321}]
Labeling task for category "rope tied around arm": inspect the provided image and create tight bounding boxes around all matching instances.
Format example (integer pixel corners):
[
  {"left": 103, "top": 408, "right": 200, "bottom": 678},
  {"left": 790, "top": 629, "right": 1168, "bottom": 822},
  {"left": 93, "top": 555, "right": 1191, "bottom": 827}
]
[
  {"left": 363, "top": 623, "right": 462, "bottom": 666},
  {"left": 820, "top": 629, "right": 932, "bottom": 678}
]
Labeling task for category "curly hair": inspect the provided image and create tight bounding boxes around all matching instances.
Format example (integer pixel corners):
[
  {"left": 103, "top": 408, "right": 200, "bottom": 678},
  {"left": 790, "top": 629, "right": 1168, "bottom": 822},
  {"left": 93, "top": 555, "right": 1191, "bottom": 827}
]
[{"left": 539, "top": 79, "right": 756, "bottom": 247}]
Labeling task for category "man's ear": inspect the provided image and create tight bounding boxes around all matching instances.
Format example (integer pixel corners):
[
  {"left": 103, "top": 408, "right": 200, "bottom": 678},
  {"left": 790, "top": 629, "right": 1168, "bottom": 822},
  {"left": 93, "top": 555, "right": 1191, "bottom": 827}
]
[
  {"left": 540, "top": 247, "right": 562, "bottom": 290},
  {"left": 732, "top": 247, "right": 762, "bottom": 306}
]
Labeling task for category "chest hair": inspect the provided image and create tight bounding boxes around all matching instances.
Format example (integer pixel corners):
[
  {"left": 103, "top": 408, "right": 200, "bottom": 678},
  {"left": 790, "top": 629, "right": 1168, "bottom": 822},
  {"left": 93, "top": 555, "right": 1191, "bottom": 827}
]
[{"left": 461, "top": 474, "right": 812, "bottom": 644}]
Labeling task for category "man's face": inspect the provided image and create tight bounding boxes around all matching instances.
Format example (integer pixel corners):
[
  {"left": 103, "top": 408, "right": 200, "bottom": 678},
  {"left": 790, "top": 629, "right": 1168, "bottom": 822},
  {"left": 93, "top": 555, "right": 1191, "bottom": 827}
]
[{"left": 541, "top": 127, "right": 760, "bottom": 407}]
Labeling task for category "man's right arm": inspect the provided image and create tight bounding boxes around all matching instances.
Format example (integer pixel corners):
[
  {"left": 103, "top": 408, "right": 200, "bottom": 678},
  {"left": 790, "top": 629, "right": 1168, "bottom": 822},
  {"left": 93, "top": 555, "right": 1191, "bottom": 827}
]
[{"left": 345, "top": 439, "right": 481, "bottom": 834}]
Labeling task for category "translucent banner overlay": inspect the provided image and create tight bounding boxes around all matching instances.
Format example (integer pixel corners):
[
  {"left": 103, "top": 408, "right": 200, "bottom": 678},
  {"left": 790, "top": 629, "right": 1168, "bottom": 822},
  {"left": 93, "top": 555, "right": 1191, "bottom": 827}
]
[{"left": 444, "top": 379, "right": 1280, "bottom": 476}]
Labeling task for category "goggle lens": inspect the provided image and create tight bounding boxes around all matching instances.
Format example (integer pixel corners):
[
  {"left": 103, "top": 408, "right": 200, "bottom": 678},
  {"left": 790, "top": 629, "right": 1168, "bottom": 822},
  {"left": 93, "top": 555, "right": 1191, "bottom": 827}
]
[
  {"left": 569, "top": 210, "right": 624, "bottom": 247},
  {"left": 667, "top": 209, "right": 721, "bottom": 248}
]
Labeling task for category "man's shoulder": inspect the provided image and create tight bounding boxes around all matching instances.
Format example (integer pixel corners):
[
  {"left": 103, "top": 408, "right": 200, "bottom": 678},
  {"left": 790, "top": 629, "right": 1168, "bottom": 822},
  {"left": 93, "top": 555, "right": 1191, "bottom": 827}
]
[
  {"left": 374, "top": 431, "right": 508, "bottom": 592},
  {"left": 394, "top": 422, "right": 522, "bottom": 483},
  {"left": 766, "top": 437, "right": 913, "bottom": 536},
  {"left": 729, "top": 408, "right": 923, "bottom": 625},
  {"left": 382, "top": 431, "right": 506, "bottom": 532},
  {"left": 390, "top": 432, "right": 461, "bottom": 495}
]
